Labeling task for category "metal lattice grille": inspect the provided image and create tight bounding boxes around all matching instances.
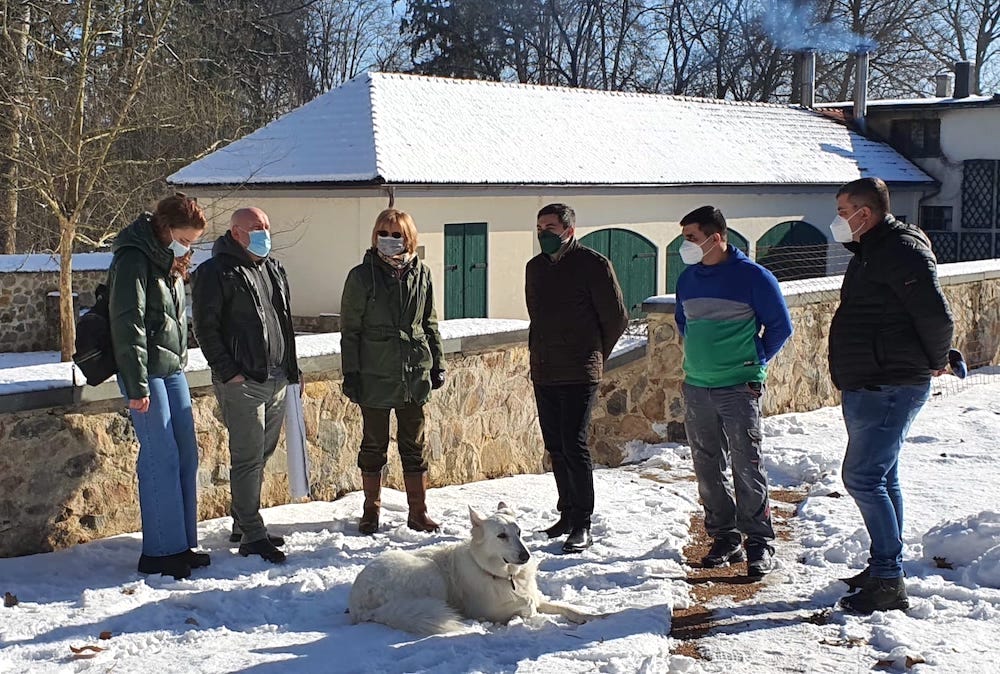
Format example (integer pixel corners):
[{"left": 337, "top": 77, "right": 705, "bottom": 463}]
[
  {"left": 927, "top": 231, "right": 958, "bottom": 263},
  {"left": 960, "top": 232, "right": 994, "bottom": 261},
  {"left": 962, "top": 160, "right": 997, "bottom": 229}
]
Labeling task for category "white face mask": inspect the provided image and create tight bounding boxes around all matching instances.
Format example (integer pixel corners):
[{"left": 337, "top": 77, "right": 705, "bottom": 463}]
[
  {"left": 679, "top": 237, "right": 716, "bottom": 265},
  {"left": 377, "top": 235, "right": 407, "bottom": 257},
  {"left": 830, "top": 208, "right": 864, "bottom": 243},
  {"left": 168, "top": 238, "right": 190, "bottom": 258}
]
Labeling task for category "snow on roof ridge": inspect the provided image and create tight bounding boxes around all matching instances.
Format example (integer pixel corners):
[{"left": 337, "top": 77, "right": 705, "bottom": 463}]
[{"left": 367, "top": 70, "right": 804, "bottom": 111}]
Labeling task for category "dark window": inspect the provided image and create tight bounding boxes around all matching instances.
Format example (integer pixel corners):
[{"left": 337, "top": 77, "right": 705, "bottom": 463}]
[
  {"left": 889, "top": 119, "right": 942, "bottom": 157},
  {"left": 920, "top": 206, "right": 953, "bottom": 231}
]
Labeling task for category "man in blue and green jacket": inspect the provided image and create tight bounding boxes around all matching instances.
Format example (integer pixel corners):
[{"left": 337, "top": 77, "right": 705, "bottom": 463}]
[{"left": 675, "top": 205, "right": 793, "bottom": 578}]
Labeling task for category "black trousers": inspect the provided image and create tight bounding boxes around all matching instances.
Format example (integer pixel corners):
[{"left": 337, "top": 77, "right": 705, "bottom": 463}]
[
  {"left": 533, "top": 382, "right": 599, "bottom": 528},
  {"left": 357, "top": 403, "right": 428, "bottom": 474}
]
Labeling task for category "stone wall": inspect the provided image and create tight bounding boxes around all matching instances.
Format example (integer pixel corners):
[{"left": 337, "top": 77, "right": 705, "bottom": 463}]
[
  {"left": 0, "top": 271, "right": 105, "bottom": 352},
  {"left": 2, "top": 264, "right": 999, "bottom": 557},
  {"left": 0, "top": 342, "right": 546, "bottom": 558}
]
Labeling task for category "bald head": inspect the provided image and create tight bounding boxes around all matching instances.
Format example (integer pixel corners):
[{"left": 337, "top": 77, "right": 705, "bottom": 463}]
[
  {"left": 229, "top": 207, "right": 271, "bottom": 258},
  {"left": 231, "top": 207, "right": 269, "bottom": 233}
]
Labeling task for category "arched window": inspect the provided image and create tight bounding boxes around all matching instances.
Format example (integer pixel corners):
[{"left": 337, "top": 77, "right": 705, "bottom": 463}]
[
  {"left": 580, "top": 229, "right": 657, "bottom": 318},
  {"left": 756, "top": 221, "right": 828, "bottom": 281},
  {"left": 665, "top": 230, "right": 749, "bottom": 294}
]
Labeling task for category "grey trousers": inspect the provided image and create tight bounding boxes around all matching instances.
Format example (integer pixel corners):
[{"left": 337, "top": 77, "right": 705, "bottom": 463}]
[
  {"left": 214, "top": 375, "right": 287, "bottom": 544},
  {"left": 682, "top": 381, "right": 774, "bottom": 543}
]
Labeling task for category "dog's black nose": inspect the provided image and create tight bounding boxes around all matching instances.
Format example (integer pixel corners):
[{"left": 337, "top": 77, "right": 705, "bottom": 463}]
[{"left": 518, "top": 550, "right": 530, "bottom": 563}]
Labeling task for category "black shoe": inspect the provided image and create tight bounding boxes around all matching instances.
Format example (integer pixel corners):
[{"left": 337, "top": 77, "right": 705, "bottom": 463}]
[
  {"left": 541, "top": 515, "right": 572, "bottom": 539},
  {"left": 562, "top": 527, "right": 593, "bottom": 553},
  {"left": 746, "top": 541, "right": 775, "bottom": 578},
  {"left": 183, "top": 549, "right": 211, "bottom": 569},
  {"left": 700, "top": 537, "right": 745, "bottom": 568},
  {"left": 138, "top": 553, "right": 192, "bottom": 580},
  {"left": 230, "top": 532, "right": 285, "bottom": 547},
  {"left": 839, "top": 576, "right": 909, "bottom": 613},
  {"left": 841, "top": 565, "right": 870, "bottom": 591},
  {"left": 239, "top": 538, "right": 287, "bottom": 564}
]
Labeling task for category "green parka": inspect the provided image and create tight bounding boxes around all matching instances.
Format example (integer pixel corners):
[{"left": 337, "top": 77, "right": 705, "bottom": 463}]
[
  {"left": 340, "top": 250, "right": 443, "bottom": 408},
  {"left": 108, "top": 213, "right": 188, "bottom": 400}
]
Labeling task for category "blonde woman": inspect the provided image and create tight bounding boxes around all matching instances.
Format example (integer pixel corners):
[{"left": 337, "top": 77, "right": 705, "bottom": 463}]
[{"left": 340, "top": 209, "right": 445, "bottom": 534}]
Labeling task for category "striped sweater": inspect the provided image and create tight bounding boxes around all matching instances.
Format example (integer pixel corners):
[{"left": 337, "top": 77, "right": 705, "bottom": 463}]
[{"left": 675, "top": 246, "right": 793, "bottom": 388}]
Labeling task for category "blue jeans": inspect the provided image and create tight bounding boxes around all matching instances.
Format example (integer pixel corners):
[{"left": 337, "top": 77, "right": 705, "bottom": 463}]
[
  {"left": 120, "top": 372, "right": 199, "bottom": 556},
  {"left": 841, "top": 383, "right": 930, "bottom": 579}
]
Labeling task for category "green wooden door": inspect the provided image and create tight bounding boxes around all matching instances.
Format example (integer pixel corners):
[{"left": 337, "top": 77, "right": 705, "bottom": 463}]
[
  {"left": 444, "top": 223, "right": 488, "bottom": 319},
  {"left": 579, "top": 228, "right": 656, "bottom": 318},
  {"left": 755, "top": 221, "right": 826, "bottom": 281},
  {"left": 665, "top": 230, "right": 749, "bottom": 293}
]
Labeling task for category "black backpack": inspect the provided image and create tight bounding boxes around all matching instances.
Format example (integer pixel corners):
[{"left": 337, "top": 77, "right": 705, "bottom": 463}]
[{"left": 72, "top": 283, "right": 118, "bottom": 386}]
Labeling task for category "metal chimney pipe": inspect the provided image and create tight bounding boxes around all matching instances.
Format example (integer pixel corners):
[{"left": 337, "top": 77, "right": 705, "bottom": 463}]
[
  {"left": 854, "top": 51, "right": 869, "bottom": 133},
  {"left": 954, "top": 61, "right": 972, "bottom": 98},
  {"left": 935, "top": 73, "right": 954, "bottom": 97},
  {"left": 801, "top": 50, "right": 816, "bottom": 108}
]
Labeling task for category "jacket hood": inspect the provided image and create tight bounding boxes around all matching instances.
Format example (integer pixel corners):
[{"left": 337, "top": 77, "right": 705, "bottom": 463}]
[
  {"left": 212, "top": 231, "right": 255, "bottom": 265},
  {"left": 112, "top": 213, "right": 174, "bottom": 273}
]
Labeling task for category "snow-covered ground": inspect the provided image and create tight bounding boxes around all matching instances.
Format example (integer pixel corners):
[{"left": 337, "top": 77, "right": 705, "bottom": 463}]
[{"left": 2, "top": 379, "right": 1000, "bottom": 673}]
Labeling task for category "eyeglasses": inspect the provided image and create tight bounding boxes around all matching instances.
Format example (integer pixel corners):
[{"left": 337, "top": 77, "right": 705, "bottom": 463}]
[{"left": 376, "top": 230, "right": 403, "bottom": 238}]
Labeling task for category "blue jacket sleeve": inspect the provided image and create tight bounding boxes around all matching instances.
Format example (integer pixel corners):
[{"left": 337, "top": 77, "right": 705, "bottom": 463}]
[{"left": 751, "top": 267, "right": 792, "bottom": 362}]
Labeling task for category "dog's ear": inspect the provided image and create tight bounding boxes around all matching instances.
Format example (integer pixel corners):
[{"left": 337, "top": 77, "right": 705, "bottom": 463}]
[{"left": 469, "top": 506, "right": 485, "bottom": 540}]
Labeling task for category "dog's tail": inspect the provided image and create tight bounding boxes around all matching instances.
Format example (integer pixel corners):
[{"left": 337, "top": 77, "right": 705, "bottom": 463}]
[{"left": 357, "top": 598, "right": 467, "bottom": 635}]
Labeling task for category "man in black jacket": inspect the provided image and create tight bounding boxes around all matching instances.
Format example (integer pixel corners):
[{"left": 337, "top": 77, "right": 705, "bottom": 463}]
[
  {"left": 192, "top": 207, "right": 300, "bottom": 564},
  {"left": 526, "top": 203, "right": 628, "bottom": 553},
  {"left": 827, "top": 178, "right": 953, "bottom": 613}
]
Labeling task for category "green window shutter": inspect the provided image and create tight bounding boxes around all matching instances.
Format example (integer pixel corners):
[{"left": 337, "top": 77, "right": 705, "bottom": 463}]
[
  {"left": 444, "top": 224, "right": 465, "bottom": 319},
  {"left": 464, "top": 222, "right": 487, "bottom": 319},
  {"left": 580, "top": 228, "right": 656, "bottom": 319},
  {"left": 666, "top": 230, "right": 749, "bottom": 293},
  {"left": 756, "top": 221, "right": 826, "bottom": 281},
  {"left": 444, "top": 223, "right": 488, "bottom": 319}
]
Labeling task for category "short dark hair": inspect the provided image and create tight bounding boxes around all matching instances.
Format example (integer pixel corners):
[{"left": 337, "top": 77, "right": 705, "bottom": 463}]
[
  {"left": 837, "top": 177, "right": 890, "bottom": 215},
  {"left": 537, "top": 203, "right": 575, "bottom": 228},
  {"left": 679, "top": 205, "right": 727, "bottom": 237}
]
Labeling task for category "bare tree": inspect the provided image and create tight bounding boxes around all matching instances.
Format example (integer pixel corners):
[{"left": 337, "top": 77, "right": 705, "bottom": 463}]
[
  {"left": 0, "top": 0, "right": 31, "bottom": 254},
  {"left": 919, "top": 0, "right": 1000, "bottom": 94}
]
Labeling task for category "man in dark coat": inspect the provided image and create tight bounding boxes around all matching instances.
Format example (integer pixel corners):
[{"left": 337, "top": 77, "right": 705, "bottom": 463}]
[
  {"left": 526, "top": 203, "right": 628, "bottom": 553},
  {"left": 192, "top": 207, "right": 300, "bottom": 564},
  {"left": 828, "top": 178, "right": 953, "bottom": 613}
]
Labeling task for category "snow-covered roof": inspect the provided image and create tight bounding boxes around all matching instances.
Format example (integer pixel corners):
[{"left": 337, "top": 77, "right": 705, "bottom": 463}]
[
  {"left": 169, "top": 72, "right": 932, "bottom": 187},
  {"left": 817, "top": 94, "right": 1000, "bottom": 109}
]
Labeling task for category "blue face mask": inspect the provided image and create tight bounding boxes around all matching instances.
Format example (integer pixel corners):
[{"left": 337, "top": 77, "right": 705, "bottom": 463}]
[{"left": 247, "top": 229, "right": 271, "bottom": 257}]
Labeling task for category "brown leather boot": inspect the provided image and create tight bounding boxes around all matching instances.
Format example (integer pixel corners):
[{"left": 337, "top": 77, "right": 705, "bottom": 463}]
[
  {"left": 403, "top": 472, "right": 440, "bottom": 532},
  {"left": 359, "top": 471, "right": 382, "bottom": 535}
]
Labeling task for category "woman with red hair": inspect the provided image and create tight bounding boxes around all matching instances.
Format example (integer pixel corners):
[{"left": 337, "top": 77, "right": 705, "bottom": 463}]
[{"left": 108, "top": 194, "right": 207, "bottom": 579}]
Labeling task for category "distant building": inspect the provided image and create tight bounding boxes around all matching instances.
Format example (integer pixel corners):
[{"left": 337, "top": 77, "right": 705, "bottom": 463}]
[
  {"left": 818, "top": 61, "right": 1000, "bottom": 262},
  {"left": 171, "top": 72, "right": 932, "bottom": 321}
]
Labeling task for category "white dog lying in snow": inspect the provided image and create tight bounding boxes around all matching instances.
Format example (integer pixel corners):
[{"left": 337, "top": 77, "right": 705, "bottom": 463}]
[{"left": 348, "top": 503, "right": 602, "bottom": 634}]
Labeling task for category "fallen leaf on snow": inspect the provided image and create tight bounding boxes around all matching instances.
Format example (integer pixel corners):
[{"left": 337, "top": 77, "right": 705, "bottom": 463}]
[
  {"left": 99, "top": 631, "right": 112, "bottom": 640},
  {"left": 3, "top": 592, "right": 18, "bottom": 607},
  {"left": 933, "top": 556, "right": 954, "bottom": 570},
  {"left": 185, "top": 617, "right": 199, "bottom": 626},
  {"left": 70, "top": 645, "right": 105, "bottom": 659}
]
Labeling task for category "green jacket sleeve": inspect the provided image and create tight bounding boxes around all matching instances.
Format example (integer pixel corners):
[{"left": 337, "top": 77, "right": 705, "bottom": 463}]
[
  {"left": 340, "top": 267, "right": 366, "bottom": 375},
  {"left": 423, "top": 267, "right": 443, "bottom": 371},
  {"left": 108, "top": 248, "right": 150, "bottom": 400}
]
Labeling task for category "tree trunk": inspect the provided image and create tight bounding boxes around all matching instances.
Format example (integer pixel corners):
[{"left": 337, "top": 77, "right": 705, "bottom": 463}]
[
  {"left": 59, "top": 217, "right": 76, "bottom": 361},
  {"left": 0, "top": 0, "right": 30, "bottom": 254}
]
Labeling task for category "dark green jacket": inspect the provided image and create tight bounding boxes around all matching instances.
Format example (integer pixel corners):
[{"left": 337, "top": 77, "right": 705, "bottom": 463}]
[
  {"left": 108, "top": 213, "right": 188, "bottom": 400},
  {"left": 340, "top": 250, "right": 443, "bottom": 408}
]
